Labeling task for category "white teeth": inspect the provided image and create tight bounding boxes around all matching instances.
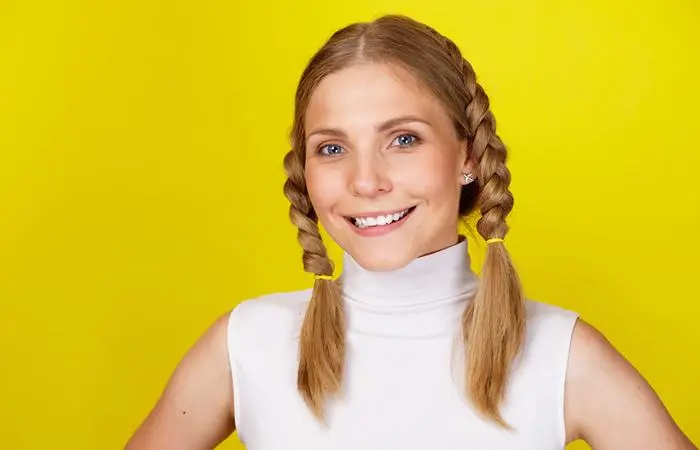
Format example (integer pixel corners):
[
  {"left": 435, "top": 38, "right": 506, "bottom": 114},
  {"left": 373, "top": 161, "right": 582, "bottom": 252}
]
[{"left": 352, "top": 208, "right": 411, "bottom": 228}]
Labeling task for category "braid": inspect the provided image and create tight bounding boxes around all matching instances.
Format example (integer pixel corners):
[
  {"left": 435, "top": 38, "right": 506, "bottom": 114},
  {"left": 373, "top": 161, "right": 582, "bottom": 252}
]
[
  {"left": 283, "top": 147, "right": 345, "bottom": 421},
  {"left": 442, "top": 37, "right": 526, "bottom": 426},
  {"left": 456, "top": 58, "right": 513, "bottom": 239},
  {"left": 283, "top": 150, "right": 334, "bottom": 275}
]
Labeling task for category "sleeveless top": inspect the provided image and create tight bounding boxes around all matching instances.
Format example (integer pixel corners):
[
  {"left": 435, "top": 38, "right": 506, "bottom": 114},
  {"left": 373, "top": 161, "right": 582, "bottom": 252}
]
[{"left": 227, "top": 240, "right": 579, "bottom": 450}]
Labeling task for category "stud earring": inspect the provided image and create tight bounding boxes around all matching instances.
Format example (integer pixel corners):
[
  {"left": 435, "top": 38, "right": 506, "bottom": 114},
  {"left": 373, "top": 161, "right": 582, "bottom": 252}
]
[{"left": 462, "top": 173, "right": 475, "bottom": 185}]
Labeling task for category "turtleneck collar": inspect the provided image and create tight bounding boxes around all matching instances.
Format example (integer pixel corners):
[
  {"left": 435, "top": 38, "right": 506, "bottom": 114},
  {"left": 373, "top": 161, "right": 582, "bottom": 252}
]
[
  {"left": 339, "top": 237, "right": 478, "bottom": 306},
  {"left": 337, "top": 238, "right": 479, "bottom": 337}
]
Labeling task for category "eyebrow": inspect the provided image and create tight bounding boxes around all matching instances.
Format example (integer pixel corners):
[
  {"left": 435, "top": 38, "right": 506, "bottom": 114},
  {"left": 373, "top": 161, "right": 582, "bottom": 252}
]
[{"left": 306, "top": 115, "right": 433, "bottom": 140}]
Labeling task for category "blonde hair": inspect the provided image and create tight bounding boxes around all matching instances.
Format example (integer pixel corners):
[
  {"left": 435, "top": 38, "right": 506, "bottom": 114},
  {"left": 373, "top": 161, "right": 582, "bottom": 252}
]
[{"left": 283, "top": 15, "right": 525, "bottom": 427}]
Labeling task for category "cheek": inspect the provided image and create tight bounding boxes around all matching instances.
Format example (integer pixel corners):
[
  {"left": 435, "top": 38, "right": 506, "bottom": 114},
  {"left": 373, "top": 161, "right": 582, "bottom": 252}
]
[
  {"left": 304, "top": 164, "right": 342, "bottom": 217},
  {"left": 395, "top": 149, "right": 460, "bottom": 202}
]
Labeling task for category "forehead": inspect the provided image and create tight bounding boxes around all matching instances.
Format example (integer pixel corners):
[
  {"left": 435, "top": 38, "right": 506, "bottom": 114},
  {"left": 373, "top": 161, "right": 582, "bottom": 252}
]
[{"left": 304, "top": 62, "right": 449, "bottom": 131}]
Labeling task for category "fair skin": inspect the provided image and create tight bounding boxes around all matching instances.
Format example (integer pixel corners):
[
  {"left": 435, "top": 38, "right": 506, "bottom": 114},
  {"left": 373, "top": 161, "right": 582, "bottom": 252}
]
[
  {"left": 125, "top": 63, "right": 696, "bottom": 449},
  {"left": 303, "top": 62, "right": 471, "bottom": 271}
]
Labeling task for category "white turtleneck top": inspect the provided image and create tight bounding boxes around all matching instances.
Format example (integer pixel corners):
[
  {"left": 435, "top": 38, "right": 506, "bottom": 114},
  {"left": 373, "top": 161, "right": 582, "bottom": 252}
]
[{"left": 226, "top": 241, "right": 579, "bottom": 449}]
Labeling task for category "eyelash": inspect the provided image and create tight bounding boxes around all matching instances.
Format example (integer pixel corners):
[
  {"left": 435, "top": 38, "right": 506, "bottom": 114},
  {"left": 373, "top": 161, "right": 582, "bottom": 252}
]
[{"left": 317, "top": 133, "right": 421, "bottom": 156}]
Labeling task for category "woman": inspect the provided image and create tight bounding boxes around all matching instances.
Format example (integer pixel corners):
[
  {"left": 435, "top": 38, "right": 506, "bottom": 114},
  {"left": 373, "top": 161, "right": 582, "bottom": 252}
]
[{"left": 126, "top": 15, "right": 696, "bottom": 450}]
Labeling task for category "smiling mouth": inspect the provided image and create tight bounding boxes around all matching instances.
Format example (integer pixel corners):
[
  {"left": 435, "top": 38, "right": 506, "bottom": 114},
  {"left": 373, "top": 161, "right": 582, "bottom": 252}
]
[{"left": 345, "top": 206, "right": 417, "bottom": 229}]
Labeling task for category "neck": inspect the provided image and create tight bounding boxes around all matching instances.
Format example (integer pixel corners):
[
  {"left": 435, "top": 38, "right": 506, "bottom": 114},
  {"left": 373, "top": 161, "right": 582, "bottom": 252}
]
[{"left": 338, "top": 238, "right": 479, "bottom": 337}]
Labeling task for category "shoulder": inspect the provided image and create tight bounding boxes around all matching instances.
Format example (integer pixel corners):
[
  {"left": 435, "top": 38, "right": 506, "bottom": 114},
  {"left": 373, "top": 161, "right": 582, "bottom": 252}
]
[
  {"left": 525, "top": 299, "right": 578, "bottom": 323},
  {"left": 523, "top": 300, "right": 579, "bottom": 349},
  {"left": 125, "top": 310, "right": 238, "bottom": 448},
  {"left": 229, "top": 288, "right": 311, "bottom": 330},
  {"left": 564, "top": 319, "right": 695, "bottom": 448},
  {"left": 227, "top": 288, "right": 312, "bottom": 351},
  {"left": 514, "top": 300, "right": 579, "bottom": 386}
]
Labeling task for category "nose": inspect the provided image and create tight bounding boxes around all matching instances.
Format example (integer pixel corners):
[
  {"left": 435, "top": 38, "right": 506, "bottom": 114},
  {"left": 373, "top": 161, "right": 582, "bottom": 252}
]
[{"left": 349, "top": 152, "right": 393, "bottom": 199}]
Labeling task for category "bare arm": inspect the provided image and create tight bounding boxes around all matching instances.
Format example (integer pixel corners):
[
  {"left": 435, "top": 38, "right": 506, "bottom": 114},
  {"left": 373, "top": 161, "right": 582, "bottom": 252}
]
[
  {"left": 125, "top": 312, "right": 236, "bottom": 450},
  {"left": 565, "top": 319, "right": 696, "bottom": 449}
]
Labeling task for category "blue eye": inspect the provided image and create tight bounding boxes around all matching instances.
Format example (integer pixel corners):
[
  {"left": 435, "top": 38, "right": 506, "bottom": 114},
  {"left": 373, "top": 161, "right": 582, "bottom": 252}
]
[
  {"left": 319, "top": 143, "right": 344, "bottom": 156},
  {"left": 392, "top": 134, "right": 418, "bottom": 148}
]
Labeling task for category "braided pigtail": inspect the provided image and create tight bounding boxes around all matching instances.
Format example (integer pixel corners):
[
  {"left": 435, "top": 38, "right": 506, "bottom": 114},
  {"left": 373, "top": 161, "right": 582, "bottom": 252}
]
[
  {"left": 442, "top": 40, "right": 526, "bottom": 427},
  {"left": 283, "top": 148, "right": 345, "bottom": 422}
]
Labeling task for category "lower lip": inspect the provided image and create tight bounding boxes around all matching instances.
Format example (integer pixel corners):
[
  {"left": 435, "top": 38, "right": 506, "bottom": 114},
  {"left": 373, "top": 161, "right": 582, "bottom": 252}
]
[{"left": 348, "top": 208, "right": 415, "bottom": 237}]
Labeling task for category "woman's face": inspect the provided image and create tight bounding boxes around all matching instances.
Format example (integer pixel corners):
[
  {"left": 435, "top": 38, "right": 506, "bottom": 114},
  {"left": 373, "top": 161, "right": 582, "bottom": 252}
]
[{"left": 304, "top": 62, "right": 470, "bottom": 272}]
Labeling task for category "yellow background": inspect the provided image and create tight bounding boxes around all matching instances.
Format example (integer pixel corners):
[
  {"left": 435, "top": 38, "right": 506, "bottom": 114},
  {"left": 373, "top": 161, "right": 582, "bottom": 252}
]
[{"left": 1, "top": 1, "right": 698, "bottom": 449}]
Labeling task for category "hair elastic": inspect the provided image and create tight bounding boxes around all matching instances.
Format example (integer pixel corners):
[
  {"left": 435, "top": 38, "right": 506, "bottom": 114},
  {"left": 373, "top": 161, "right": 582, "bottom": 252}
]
[
  {"left": 486, "top": 238, "right": 504, "bottom": 244},
  {"left": 315, "top": 274, "right": 333, "bottom": 281}
]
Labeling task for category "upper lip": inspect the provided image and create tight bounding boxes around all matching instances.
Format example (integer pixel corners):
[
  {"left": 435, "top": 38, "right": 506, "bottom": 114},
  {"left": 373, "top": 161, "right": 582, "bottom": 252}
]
[{"left": 344, "top": 206, "right": 414, "bottom": 218}]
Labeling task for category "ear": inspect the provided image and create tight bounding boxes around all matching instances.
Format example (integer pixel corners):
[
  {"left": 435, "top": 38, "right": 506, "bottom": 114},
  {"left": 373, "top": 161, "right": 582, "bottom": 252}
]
[
  {"left": 461, "top": 141, "right": 476, "bottom": 174},
  {"left": 462, "top": 159, "right": 476, "bottom": 176}
]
